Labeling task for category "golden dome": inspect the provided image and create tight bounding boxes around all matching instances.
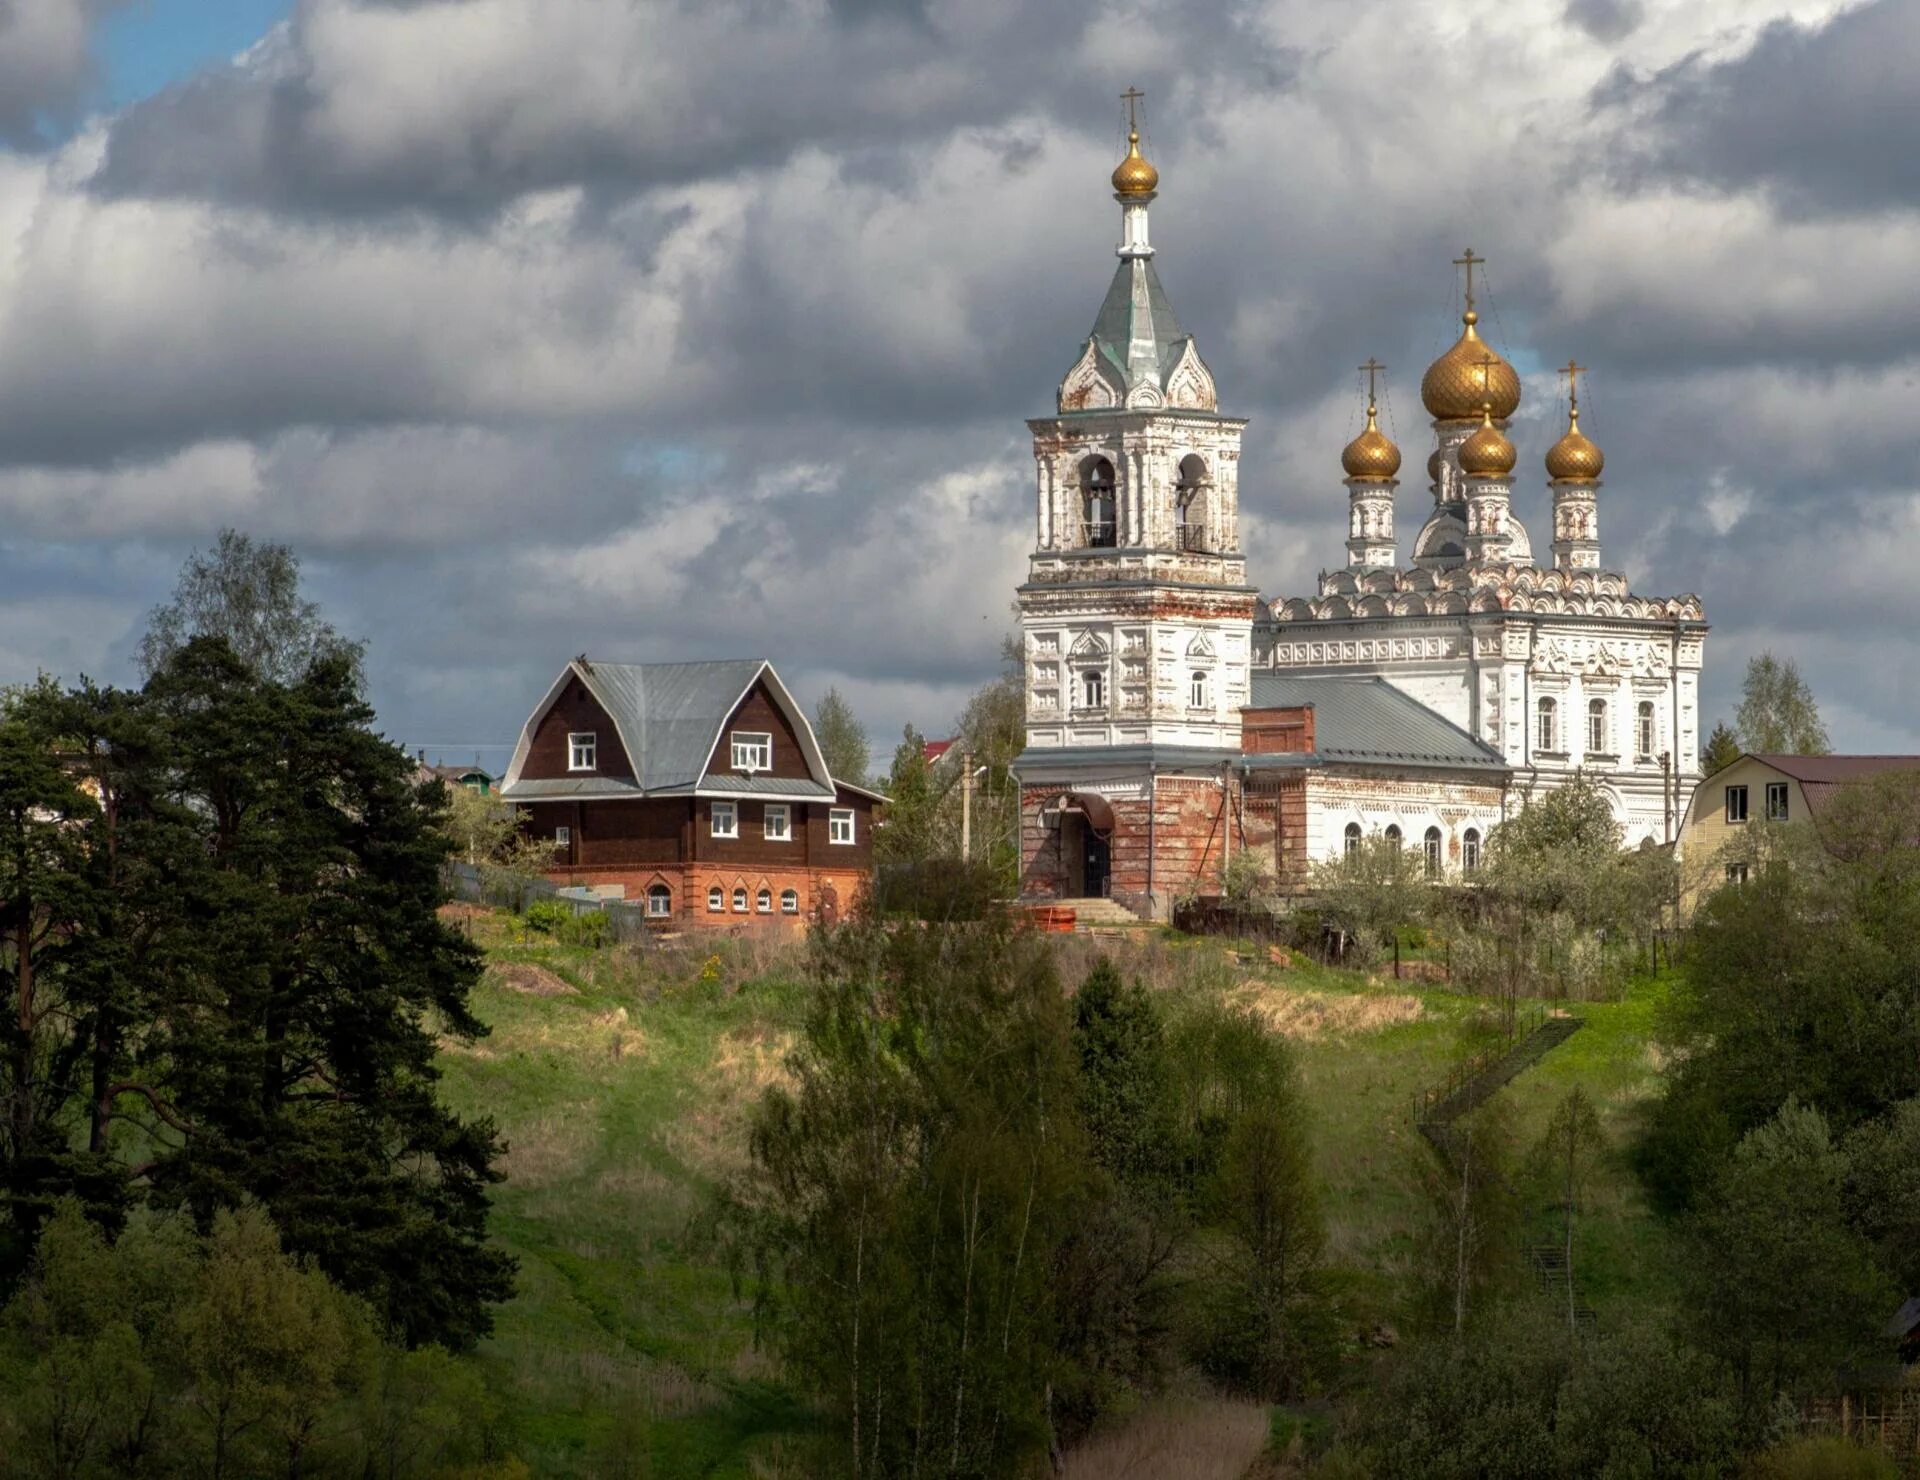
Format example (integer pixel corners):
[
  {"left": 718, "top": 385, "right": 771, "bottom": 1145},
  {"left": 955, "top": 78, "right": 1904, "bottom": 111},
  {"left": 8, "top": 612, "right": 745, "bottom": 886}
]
[
  {"left": 1341, "top": 404, "right": 1401, "bottom": 480},
  {"left": 1427, "top": 449, "right": 1443, "bottom": 485},
  {"left": 1458, "top": 405, "right": 1515, "bottom": 477},
  {"left": 1111, "top": 130, "right": 1159, "bottom": 197},
  {"left": 1545, "top": 404, "right": 1603, "bottom": 481},
  {"left": 1422, "top": 312, "right": 1522, "bottom": 422}
]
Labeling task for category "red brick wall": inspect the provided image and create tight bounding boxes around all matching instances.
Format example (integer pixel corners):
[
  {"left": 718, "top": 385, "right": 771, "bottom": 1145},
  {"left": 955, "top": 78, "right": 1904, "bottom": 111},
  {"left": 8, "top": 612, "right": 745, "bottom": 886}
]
[{"left": 542, "top": 861, "right": 870, "bottom": 930}]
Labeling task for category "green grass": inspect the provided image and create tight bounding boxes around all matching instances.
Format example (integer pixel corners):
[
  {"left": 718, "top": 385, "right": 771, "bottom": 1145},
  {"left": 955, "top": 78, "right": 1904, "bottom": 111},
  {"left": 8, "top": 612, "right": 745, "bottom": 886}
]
[{"left": 436, "top": 916, "right": 1687, "bottom": 1475}]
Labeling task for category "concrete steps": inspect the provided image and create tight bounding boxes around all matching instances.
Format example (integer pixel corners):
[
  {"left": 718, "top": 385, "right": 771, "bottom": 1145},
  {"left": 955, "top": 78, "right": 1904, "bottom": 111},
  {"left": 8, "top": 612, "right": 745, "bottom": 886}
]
[{"left": 1052, "top": 897, "right": 1154, "bottom": 931}]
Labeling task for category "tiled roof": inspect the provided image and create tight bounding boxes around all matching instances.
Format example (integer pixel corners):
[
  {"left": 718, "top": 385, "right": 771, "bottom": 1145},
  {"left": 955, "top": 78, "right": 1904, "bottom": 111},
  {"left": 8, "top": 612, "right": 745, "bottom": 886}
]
[
  {"left": 1746, "top": 754, "right": 1920, "bottom": 822},
  {"left": 1247, "top": 674, "right": 1509, "bottom": 771}
]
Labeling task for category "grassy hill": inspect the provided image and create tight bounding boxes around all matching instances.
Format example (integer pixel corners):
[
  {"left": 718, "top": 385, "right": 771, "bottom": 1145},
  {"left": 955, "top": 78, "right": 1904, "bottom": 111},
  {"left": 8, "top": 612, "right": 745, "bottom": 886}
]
[{"left": 434, "top": 912, "right": 1681, "bottom": 1477}]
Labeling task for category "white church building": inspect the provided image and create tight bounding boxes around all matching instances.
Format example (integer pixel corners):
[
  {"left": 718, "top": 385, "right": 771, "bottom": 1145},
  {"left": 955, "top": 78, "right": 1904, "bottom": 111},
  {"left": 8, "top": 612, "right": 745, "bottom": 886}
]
[{"left": 1014, "top": 109, "right": 1706, "bottom": 917}]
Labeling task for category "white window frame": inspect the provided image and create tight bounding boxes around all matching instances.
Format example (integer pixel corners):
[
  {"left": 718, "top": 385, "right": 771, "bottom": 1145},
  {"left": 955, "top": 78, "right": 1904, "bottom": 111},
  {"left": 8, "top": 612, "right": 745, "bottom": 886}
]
[
  {"left": 756, "top": 888, "right": 772, "bottom": 914},
  {"left": 1384, "top": 824, "right": 1403, "bottom": 847},
  {"left": 1536, "top": 697, "right": 1558, "bottom": 754},
  {"left": 1423, "top": 826, "right": 1443, "bottom": 878},
  {"left": 732, "top": 887, "right": 748, "bottom": 913},
  {"left": 829, "top": 808, "right": 855, "bottom": 845},
  {"left": 730, "top": 732, "right": 773, "bottom": 772},
  {"left": 1765, "top": 782, "right": 1789, "bottom": 822},
  {"left": 1081, "top": 669, "right": 1105, "bottom": 710},
  {"left": 1637, "top": 702, "right": 1656, "bottom": 761},
  {"left": 554, "top": 825, "right": 571, "bottom": 846},
  {"left": 710, "top": 800, "right": 738, "bottom": 838},
  {"left": 568, "top": 732, "right": 596, "bottom": 772},
  {"left": 1726, "top": 861, "right": 1750, "bottom": 884},
  {"left": 646, "top": 884, "right": 672, "bottom": 918},
  {"left": 1725, "top": 785, "right": 1749, "bottom": 824},
  {"left": 1463, "top": 827, "right": 1481, "bottom": 873},
  {"left": 1587, "top": 699, "right": 1608, "bottom": 755},
  {"left": 763, "top": 804, "right": 792, "bottom": 842},
  {"left": 1343, "top": 822, "right": 1361, "bottom": 857},
  {"left": 706, "top": 886, "right": 724, "bottom": 913},
  {"left": 780, "top": 888, "right": 799, "bottom": 915},
  {"left": 1189, "top": 670, "right": 1209, "bottom": 710}
]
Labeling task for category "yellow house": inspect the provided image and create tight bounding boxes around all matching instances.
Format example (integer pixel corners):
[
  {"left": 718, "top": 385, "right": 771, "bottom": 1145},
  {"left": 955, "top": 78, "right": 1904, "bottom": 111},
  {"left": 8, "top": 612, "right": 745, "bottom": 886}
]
[{"left": 1677, "top": 753, "right": 1920, "bottom": 914}]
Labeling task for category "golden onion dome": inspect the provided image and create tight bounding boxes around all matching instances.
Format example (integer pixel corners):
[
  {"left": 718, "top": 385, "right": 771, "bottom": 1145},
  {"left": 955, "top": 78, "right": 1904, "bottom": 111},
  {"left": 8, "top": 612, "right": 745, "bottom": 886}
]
[
  {"left": 1422, "top": 312, "right": 1522, "bottom": 421},
  {"left": 1427, "top": 449, "right": 1443, "bottom": 486},
  {"left": 1341, "top": 404, "right": 1401, "bottom": 480},
  {"left": 1458, "top": 405, "right": 1516, "bottom": 477},
  {"left": 1545, "top": 404, "right": 1604, "bottom": 481},
  {"left": 1111, "top": 129, "right": 1159, "bottom": 197}
]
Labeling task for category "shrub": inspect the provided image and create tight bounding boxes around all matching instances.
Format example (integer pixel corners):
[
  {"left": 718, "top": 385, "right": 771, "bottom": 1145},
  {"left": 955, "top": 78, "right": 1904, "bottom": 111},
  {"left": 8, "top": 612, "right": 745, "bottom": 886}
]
[{"left": 1745, "top": 1436, "right": 1901, "bottom": 1480}]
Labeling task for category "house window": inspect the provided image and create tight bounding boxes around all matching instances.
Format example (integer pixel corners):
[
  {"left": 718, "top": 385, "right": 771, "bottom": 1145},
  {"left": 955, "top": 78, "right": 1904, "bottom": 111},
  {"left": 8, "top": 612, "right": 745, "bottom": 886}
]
[
  {"left": 554, "top": 825, "right": 571, "bottom": 846},
  {"left": 780, "top": 888, "right": 799, "bottom": 914},
  {"left": 1587, "top": 699, "right": 1608, "bottom": 755},
  {"left": 764, "top": 804, "right": 792, "bottom": 842},
  {"left": 731, "top": 733, "right": 773, "bottom": 772},
  {"left": 1724, "top": 785, "right": 1749, "bottom": 824},
  {"left": 1463, "top": 827, "right": 1481, "bottom": 873},
  {"left": 732, "top": 888, "right": 748, "bottom": 913},
  {"left": 756, "top": 888, "right": 772, "bottom": 913},
  {"left": 1766, "top": 782, "right": 1789, "bottom": 822},
  {"left": 1726, "top": 862, "right": 1749, "bottom": 885},
  {"left": 646, "top": 884, "right": 672, "bottom": 917},
  {"left": 1343, "top": 821, "right": 1362, "bottom": 857},
  {"left": 707, "top": 886, "right": 723, "bottom": 912},
  {"left": 1536, "top": 697, "right": 1558, "bottom": 753},
  {"left": 1423, "top": 826, "right": 1443, "bottom": 878},
  {"left": 1637, "top": 702, "right": 1656, "bottom": 760},
  {"left": 1384, "top": 824, "right": 1402, "bottom": 846},
  {"left": 1190, "top": 671, "right": 1209, "bottom": 709},
  {"left": 711, "top": 801, "right": 738, "bottom": 838},
  {"left": 829, "top": 808, "right": 855, "bottom": 845},
  {"left": 1081, "top": 670, "right": 1105, "bottom": 710},
  {"left": 568, "top": 732, "right": 596, "bottom": 771}
]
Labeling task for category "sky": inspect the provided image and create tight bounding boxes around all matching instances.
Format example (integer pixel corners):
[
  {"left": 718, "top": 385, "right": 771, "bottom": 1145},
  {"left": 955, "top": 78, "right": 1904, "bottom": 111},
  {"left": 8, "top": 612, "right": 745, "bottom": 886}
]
[{"left": 1, "top": 0, "right": 1916, "bottom": 770}]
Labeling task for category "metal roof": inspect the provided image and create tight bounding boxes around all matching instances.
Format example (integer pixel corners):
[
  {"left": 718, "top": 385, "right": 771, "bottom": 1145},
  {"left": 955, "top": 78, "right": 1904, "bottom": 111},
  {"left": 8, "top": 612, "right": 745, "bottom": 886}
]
[
  {"left": 1085, "top": 256, "right": 1192, "bottom": 394},
  {"left": 697, "top": 775, "right": 835, "bottom": 800},
  {"left": 497, "top": 777, "right": 645, "bottom": 800},
  {"left": 1248, "top": 674, "right": 1509, "bottom": 771}
]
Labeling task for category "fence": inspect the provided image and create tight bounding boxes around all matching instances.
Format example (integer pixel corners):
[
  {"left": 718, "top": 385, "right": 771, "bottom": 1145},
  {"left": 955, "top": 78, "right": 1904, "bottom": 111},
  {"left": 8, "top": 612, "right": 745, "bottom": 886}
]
[
  {"left": 1410, "top": 1001, "right": 1553, "bottom": 1127},
  {"left": 443, "top": 861, "right": 653, "bottom": 943},
  {"left": 1802, "top": 1393, "right": 1920, "bottom": 1466}
]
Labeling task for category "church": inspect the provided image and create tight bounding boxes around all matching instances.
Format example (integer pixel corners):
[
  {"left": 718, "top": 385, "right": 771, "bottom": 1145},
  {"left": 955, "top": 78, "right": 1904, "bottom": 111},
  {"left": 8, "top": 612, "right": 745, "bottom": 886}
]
[{"left": 1014, "top": 111, "right": 1707, "bottom": 919}]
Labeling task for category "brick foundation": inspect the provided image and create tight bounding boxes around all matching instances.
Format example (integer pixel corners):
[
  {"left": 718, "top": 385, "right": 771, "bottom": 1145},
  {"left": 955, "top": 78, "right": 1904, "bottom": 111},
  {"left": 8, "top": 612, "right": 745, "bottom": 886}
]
[{"left": 544, "top": 863, "right": 870, "bottom": 930}]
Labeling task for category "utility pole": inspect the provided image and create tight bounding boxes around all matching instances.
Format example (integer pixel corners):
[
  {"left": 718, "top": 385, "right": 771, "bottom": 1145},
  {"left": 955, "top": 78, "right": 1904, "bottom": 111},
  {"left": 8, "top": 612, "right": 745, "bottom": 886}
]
[{"left": 961, "top": 749, "right": 974, "bottom": 861}]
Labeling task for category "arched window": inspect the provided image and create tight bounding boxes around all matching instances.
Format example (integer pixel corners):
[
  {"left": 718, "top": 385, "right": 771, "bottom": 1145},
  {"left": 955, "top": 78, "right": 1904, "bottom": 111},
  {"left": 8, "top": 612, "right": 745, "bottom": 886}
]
[
  {"left": 1462, "top": 827, "right": 1481, "bottom": 873},
  {"left": 1588, "top": 698, "right": 1609, "bottom": 755},
  {"left": 1080, "top": 456, "right": 1117, "bottom": 548},
  {"left": 1637, "top": 701, "right": 1656, "bottom": 760},
  {"left": 1343, "top": 821, "right": 1362, "bottom": 856},
  {"left": 756, "top": 888, "right": 772, "bottom": 914},
  {"left": 1423, "top": 826, "right": 1443, "bottom": 878},
  {"left": 780, "top": 888, "right": 799, "bottom": 914},
  {"left": 1189, "top": 670, "right": 1209, "bottom": 709},
  {"left": 732, "top": 887, "right": 748, "bottom": 913},
  {"left": 1081, "top": 669, "right": 1106, "bottom": 711},
  {"left": 646, "top": 883, "right": 672, "bottom": 917},
  {"left": 1175, "top": 454, "right": 1210, "bottom": 551},
  {"left": 707, "top": 886, "right": 724, "bottom": 912},
  {"left": 1384, "top": 823, "right": 1402, "bottom": 846},
  {"left": 1536, "top": 697, "right": 1558, "bottom": 753}
]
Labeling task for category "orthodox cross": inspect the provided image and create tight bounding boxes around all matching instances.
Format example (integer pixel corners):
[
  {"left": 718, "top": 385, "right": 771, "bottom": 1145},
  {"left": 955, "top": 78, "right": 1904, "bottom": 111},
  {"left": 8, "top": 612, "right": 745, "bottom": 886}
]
[
  {"left": 1559, "top": 358, "right": 1588, "bottom": 412},
  {"left": 1359, "top": 356, "right": 1386, "bottom": 405},
  {"left": 1453, "top": 247, "right": 1484, "bottom": 314},
  {"left": 1121, "top": 87, "right": 1145, "bottom": 133},
  {"left": 1475, "top": 351, "right": 1500, "bottom": 403}
]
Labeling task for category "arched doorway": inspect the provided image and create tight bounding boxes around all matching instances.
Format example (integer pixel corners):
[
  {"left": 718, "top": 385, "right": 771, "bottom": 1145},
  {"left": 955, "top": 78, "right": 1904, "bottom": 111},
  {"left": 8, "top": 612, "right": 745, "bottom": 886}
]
[{"left": 1054, "top": 792, "right": 1115, "bottom": 898}]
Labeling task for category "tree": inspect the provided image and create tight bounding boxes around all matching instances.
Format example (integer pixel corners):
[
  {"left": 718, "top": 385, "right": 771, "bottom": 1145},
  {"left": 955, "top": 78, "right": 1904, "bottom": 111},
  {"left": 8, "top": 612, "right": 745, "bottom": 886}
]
[
  {"left": 1701, "top": 721, "right": 1742, "bottom": 776},
  {"left": 1417, "top": 1100, "right": 1518, "bottom": 1338},
  {"left": 1526, "top": 1089, "right": 1605, "bottom": 1339},
  {"left": 1072, "top": 960, "right": 1180, "bottom": 1197},
  {"left": 139, "top": 529, "right": 365, "bottom": 688},
  {"left": 439, "top": 783, "right": 519, "bottom": 868},
  {"left": 874, "top": 723, "right": 943, "bottom": 865},
  {"left": 1734, "top": 652, "right": 1829, "bottom": 756},
  {"left": 1306, "top": 828, "right": 1426, "bottom": 965},
  {"left": 813, "top": 687, "right": 870, "bottom": 787},
  {"left": 1681, "top": 1102, "right": 1892, "bottom": 1409}
]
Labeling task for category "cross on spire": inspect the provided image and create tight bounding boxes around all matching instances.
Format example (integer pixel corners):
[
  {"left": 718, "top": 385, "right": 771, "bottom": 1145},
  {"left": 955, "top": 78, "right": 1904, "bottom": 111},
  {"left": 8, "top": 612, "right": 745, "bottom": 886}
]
[
  {"left": 1453, "top": 247, "right": 1484, "bottom": 315},
  {"left": 1121, "top": 87, "right": 1145, "bottom": 135},
  {"left": 1558, "top": 358, "right": 1589, "bottom": 412},
  {"left": 1475, "top": 351, "right": 1500, "bottom": 400},
  {"left": 1358, "top": 356, "right": 1386, "bottom": 412}
]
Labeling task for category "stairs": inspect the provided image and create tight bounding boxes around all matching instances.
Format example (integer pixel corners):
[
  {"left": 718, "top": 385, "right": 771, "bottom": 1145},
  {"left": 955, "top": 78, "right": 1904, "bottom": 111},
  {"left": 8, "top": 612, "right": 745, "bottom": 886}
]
[
  {"left": 1424, "top": 1014, "right": 1585, "bottom": 1126},
  {"left": 1525, "top": 1241, "right": 1598, "bottom": 1330},
  {"left": 1053, "top": 897, "right": 1154, "bottom": 931}
]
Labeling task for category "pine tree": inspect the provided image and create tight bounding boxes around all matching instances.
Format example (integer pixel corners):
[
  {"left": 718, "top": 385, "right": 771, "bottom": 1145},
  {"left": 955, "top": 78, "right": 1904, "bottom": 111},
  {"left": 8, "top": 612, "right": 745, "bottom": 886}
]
[{"left": 1700, "top": 721, "right": 1742, "bottom": 776}]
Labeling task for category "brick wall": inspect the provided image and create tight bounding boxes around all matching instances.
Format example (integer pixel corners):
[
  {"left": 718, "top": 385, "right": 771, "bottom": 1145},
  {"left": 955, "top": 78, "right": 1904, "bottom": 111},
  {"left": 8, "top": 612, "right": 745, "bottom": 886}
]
[{"left": 542, "top": 862, "right": 870, "bottom": 930}]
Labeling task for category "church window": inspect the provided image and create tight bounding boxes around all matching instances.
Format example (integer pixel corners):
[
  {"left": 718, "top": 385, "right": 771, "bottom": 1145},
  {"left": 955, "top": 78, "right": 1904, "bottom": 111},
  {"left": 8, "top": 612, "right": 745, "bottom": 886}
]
[
  {"left": 1587, "top": 698, "right": 1609, "bottom": 755},
  {"left": 1423, "top": 826, "right": 1443, "bottom": 878},
  {"left": 1175, "top": 454, "right": 1210, "bottom": 551},
  {"left": 1081, "top": 669, "right": 1106, "bottom": 710},
  {"left": 1766, "top": 782, "right": 1789, "bottom": 822},
  {"left": 646, "top": 884, "right": 672, "bottom": 917},
  {"left": 1384, "top": 824, "right": 1402, "bottom": 846},
  {"left": 1189, "top": 671, "right": 1210, "bottom": 709},
  {"left": 1637, "top": 702, "right": 1656, "bottom": 760},
  {"left": 731, "top": 732, "right": 773, "bottom": 771},
  {"left": 1080, "top": 456, "right": 1117, "bottom": 547},
  {"left": 1724, "top": 785, "right": 1748, "bottom": 824},
  {"left": 1463, "top": 828, "right": 1481, "bottom": 872},
  {"left": 756, "top": 888, "right": 773, "bottom": 914},
  {"left": 1343, "top": 822, "right": 1361, "bottom": 856},
  {"left": 733, "top": 888, "right": 748, "bottom": 912},
  {"left": 707, "top": 886, "right": 724, "bottom": 912},
  {"left": 781, "top": 888, "right": 800, "bottom": 914},
  {"left": 1536, "top": 697, "right": 1558, "bottom": 753},
  {"left": 764, "top": 804, "right": 791, "bottom": 841},
  {"left": 711, "top": 801, "right": 738, "bottom": 838},
  {"left": 568, "top": 732, "right": 596, "bottom": 771}
]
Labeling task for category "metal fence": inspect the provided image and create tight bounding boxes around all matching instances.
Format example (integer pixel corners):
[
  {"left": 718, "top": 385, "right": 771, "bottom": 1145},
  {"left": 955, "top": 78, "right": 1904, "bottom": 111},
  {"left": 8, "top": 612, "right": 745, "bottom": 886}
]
[{"left": 442, "top": 861, "right": 653, "bottom": 942}]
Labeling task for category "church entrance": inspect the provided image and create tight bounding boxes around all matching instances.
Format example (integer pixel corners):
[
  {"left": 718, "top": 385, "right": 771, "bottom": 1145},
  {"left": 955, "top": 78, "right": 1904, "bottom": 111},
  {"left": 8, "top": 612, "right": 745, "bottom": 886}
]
[
  {"left": 1082, "top": 829, "right": 1111, "bottom": 898},
  {"left": 1056, "top": 792, "right": 1115, "bottom": 899}
]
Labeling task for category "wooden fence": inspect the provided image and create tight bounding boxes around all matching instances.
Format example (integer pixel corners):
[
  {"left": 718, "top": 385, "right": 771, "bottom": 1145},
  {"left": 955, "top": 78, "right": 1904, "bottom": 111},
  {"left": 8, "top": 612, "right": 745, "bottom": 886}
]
[{"left": 1802, "top": 1392, "right": 1920, "bottom": 1466}]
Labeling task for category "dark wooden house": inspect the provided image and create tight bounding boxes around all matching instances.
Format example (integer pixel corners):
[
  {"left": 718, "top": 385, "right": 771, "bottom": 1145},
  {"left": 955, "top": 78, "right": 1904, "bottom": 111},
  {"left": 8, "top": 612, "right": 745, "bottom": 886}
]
[{"left": 499, "top": 657, "right": 883, "bottom": 927}]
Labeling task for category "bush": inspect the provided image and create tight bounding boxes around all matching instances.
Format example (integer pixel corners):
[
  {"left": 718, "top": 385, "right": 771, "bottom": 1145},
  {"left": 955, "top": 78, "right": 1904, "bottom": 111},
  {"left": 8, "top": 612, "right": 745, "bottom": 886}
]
[
  {"left": 521, "top": 898, "right": 611, "bottom": 948},
  {"left": 1745, "top": 1436, "right": 1900, "bottom": 1480}
]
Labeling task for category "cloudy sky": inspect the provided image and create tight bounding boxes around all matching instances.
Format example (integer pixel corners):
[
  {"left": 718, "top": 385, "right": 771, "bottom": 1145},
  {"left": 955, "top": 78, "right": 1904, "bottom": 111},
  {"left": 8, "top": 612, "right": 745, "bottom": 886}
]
[{"left": 1, "top": 0, "right": 1915, "bottom": 768}]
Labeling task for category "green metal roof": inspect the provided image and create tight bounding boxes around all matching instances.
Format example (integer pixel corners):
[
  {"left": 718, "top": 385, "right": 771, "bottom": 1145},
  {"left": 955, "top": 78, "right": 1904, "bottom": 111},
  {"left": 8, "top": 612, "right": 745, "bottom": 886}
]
[{"left": 1248, "top": 674, "right": 1509, "bottom": 771}]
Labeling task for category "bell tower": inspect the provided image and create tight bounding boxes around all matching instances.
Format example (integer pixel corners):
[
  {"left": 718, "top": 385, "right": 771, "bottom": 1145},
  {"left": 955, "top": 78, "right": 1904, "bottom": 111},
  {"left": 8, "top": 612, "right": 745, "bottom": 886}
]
[{"left": 1017, "top": 96, "right": 1257, "bottom": 758}]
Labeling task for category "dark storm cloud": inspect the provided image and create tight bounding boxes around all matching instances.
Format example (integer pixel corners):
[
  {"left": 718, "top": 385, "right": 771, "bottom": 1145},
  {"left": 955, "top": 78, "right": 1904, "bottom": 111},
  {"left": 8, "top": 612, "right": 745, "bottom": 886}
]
[
  {"left": 0, "top": 0, "right": 122, "bottom": 143},
  {"left": 1612, "top": 0, "right": 1920, "bottom": 215},
  {"left": 1565, "top": 0, "right": 1643, "bottom": 45}
]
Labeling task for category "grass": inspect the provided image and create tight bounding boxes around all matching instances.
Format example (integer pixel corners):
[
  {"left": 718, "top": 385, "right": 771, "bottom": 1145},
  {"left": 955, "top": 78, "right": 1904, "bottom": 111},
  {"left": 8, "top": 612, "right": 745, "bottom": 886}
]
[{"left": 435, "top": 913, "right": 1686, "bottom": 1476}]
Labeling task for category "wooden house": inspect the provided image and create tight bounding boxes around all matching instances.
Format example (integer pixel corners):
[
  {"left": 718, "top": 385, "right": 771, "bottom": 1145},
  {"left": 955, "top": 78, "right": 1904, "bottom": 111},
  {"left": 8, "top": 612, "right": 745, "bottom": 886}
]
[{"left": 498, "top": 657, "right": 883, "bottom": 927}]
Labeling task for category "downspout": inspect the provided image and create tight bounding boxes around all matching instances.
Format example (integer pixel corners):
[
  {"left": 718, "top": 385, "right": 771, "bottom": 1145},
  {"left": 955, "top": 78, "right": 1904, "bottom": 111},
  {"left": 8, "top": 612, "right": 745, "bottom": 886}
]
[
  {"left": 1145, "top": 761, "right": 1156, "bottom": 918},
  {"left": 1668, "top": 622, "right": 1682, "bottom": 845}
]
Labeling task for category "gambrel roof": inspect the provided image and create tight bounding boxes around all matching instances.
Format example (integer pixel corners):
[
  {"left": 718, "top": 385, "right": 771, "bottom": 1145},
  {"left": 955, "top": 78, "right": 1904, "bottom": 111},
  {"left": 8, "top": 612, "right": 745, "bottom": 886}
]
[{"left": 500, "top": 657, "right": 851, "bottom": 802}]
